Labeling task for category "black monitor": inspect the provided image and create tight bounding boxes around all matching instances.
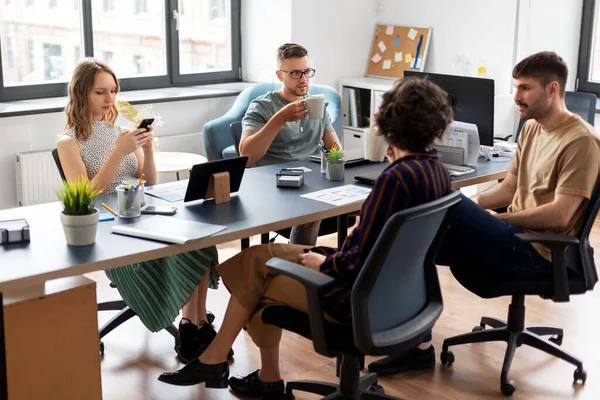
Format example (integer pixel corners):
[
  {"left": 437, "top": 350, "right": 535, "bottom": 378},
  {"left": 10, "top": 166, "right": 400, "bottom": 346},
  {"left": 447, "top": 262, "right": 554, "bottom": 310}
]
[
  {"left": 184, "top": 156, "right": 248, "bottom": 202},
  {"left": 403, "top": 71, "right": 495, "bottom": 146}
]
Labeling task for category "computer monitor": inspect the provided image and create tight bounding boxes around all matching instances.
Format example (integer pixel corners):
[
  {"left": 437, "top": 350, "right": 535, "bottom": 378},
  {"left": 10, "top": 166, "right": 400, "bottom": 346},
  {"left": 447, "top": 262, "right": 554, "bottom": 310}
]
[{"left": 403, "top": 71, "right": 495, "bottom": 146}]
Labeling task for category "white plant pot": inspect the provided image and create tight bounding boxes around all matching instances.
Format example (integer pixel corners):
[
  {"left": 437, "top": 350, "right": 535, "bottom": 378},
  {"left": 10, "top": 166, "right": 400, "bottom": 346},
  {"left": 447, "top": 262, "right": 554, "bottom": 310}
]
[
  {"left": 326, "top": 163, "right": 345, "bottom": 181},
  {"left": 60, "top": 209, "right": 99, "bottom": 246}
]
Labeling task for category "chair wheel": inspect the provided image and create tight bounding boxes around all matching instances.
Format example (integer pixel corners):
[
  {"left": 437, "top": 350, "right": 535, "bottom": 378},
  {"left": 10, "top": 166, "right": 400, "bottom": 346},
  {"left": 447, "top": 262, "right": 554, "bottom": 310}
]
[
  {"left": 472, "top": 325, "right": 485, "bottom": 332},
  {"left": 574, "top": 368, "right": 587, "bottom": 384},
  {"left": 367, "top": 384, "right": 385, "bottom": 394},
  {"left": 501, "top": 380, "right": 516, "bottom": 396},
  {"left": 207, "top": 311, "right": 215, "bottom": 324},
  {"left": 99, "top": 341, "right": 105, "bottom": 355},
  {"left": 549, "top": 335, "right": 563, "bottom": 346},
  {"left": 440, "top": 350, "right": 454, "bottom": 365}
]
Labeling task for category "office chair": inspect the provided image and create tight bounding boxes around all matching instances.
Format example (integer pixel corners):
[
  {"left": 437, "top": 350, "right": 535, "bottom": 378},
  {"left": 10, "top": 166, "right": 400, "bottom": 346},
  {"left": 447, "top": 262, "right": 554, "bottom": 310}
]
[
  {"left": 498, "top": 91, "right": 597, "bottom": 143},
  {"left": 440, "top": 181, "right": 600, "bottom": 396},
  {"left": 261, "top": 191, "right": 461, "bottom": 399},
  {"left": 51, "top": 148, "right": 214, "bottom": 354}
]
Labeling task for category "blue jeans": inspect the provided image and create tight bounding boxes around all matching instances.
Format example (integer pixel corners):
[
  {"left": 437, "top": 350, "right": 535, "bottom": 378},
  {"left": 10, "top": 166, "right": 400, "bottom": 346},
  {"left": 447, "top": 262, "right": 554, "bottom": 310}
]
[{"left": 435, "top": 195, "right": 553, "bottom": 279}]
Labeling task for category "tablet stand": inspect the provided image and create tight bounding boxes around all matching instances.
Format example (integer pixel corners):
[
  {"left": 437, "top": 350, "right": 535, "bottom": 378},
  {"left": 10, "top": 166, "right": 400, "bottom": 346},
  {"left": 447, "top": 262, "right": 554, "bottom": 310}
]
[{"left": 205, "top": 172, "right": 230, "bottom": 204}]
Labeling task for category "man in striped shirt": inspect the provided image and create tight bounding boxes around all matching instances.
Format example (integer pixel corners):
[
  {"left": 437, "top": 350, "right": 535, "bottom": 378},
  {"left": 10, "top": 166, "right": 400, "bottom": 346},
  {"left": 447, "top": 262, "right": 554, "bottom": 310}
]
[{"left": 158, "top": 77, "right": 453, "bottom": 398}]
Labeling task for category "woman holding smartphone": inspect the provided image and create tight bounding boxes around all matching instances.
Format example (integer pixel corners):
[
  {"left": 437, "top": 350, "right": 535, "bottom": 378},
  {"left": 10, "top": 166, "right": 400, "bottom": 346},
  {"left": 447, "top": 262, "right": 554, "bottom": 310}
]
[{"left": 57, "top": 58, "right": 230, "bottom": 363}]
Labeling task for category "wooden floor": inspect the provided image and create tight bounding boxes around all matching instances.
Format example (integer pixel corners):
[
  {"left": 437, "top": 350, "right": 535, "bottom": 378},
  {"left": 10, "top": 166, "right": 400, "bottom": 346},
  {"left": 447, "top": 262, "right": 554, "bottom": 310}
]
[{"left": 88, "top": 222, "right": 600, "bottom": 400}]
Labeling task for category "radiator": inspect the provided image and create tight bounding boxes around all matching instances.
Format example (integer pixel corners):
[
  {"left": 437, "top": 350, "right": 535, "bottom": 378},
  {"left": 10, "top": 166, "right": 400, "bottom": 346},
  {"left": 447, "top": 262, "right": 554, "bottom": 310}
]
[
  {"left": 15, "top": 150, "right": 64, "bottom": 207},
  {"left": 14, "top": 133, "right": 204, "bottom": 206}
]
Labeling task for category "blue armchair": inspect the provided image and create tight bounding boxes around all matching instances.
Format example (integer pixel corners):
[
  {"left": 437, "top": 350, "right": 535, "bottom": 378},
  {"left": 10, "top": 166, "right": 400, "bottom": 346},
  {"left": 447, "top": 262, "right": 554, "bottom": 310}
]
[{"left": 203, "top": 82, "right": 344, "bottom": 161}]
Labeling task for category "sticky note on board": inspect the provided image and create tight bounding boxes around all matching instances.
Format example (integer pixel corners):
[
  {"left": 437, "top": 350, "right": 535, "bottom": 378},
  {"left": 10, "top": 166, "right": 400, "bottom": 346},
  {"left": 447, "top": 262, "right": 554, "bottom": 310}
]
[
  {"left": 394, "top": 52, "right": 403, "bottom": 62},
  {"left": 383, "top": 59, "right": 392, "bottom": 70},
  {"left": 393, "top": 35, "right": 401, "bottom": 46},
  {"left": 378, "top": 41, "right": 387, "bottom": 53},
  {"left": 386, "top": 25, "right": 394, "bottom": 35},
  {"left": 408, "top": 28, "right": 418, "bottom": 40},
  {"left": 405, "top": 53, "right": 413, "bottom": 64},
  {"left": 371, "top": 53, "right": 382, "bottom": 64}
]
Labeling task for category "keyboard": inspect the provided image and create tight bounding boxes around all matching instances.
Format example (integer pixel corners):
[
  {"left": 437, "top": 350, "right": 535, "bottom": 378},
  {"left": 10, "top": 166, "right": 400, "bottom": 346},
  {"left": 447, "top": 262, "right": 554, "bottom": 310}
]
[{"left": 443, "top": 163, "right": 475, "bottom": 177}]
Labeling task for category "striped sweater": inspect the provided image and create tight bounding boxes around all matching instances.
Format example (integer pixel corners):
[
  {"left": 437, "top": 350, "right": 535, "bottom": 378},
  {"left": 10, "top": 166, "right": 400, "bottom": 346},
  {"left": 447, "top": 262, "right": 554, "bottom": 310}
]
[{"left": 310, "top": 150, "right": 451, "bottom": 322}]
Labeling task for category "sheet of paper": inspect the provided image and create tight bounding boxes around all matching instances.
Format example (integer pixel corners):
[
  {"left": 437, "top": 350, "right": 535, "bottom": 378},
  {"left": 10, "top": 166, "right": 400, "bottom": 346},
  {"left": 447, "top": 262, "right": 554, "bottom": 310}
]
[
  {"left": 145, "top": 180, "right": 188, "bottom": 202},
  {"left": 382, "top": 59, "right": 392, "bottom": 70},
  {"left": 394, "top": 52, "right": 403, "bottom": 62},
  {"left": 371, "top": 53, "right": 382, "bottom": 64},
  {"left": 301, "top": 185, "right": 372, "bottom": 207},
  {"left": 378, "top": 41, "right": 387, "bottom": 53},
  {"left": 408, "top": 28, "right": 418, "bottom": 40},
  {"left": 288, "top": 166, "right": 312, "bottom": 172},
  {"left": 404, "top": 53, "right": 413, "bottom": 64},
  {"left": 393, "top": 35, "right": 401, "bottom": 46},
  {"left": 386, "top": 25, "right": 394, "bottom": 35}
]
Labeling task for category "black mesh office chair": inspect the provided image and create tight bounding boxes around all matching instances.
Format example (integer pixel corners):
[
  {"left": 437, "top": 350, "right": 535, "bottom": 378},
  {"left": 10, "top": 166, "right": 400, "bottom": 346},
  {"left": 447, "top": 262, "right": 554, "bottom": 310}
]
[
  {"left": 261, "top": 191, "right": 461, "bottom": 399},
  {"left": 229, "top": 121, "right": 357, "bottom": 247},
  {"left": 51, "top": 148, "right": 215, "bottom": 354},
  {"left": 498, "top": 91, "right": 597, "bottom": 143},
  {"left": 440, "top": 181, "right": 600, "bottom": 396}
]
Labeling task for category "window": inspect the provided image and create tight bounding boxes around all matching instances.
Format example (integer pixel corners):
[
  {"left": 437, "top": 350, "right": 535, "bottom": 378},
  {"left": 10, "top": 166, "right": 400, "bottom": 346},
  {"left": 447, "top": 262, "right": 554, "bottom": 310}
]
[
  {"left": 135, "top": 0, "right": 147, "bottom": 14},
  {"left": 578, "top": 0, "right": 600, "bottom": 94},
  {"left": 28, "top": 41, "right": 35, "bottom": 73},
  {"left": 49, "top": 0, "right": 57, "bottom": 8},
  {"left": 0, "top": 0, "right": 241, "bottom": 101}
]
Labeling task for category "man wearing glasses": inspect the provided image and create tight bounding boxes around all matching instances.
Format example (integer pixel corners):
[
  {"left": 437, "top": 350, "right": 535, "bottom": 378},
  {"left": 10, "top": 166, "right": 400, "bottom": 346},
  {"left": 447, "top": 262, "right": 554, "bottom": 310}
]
[{"left": 240, "top": 43, "right": 340, "bottom": 245}]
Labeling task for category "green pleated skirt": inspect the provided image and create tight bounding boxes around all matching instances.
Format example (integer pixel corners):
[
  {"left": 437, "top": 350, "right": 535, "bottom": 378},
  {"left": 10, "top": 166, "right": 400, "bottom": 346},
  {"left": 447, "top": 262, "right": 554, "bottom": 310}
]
[{"left": 105, "top": 246, "right": 219, "bottom": 332}]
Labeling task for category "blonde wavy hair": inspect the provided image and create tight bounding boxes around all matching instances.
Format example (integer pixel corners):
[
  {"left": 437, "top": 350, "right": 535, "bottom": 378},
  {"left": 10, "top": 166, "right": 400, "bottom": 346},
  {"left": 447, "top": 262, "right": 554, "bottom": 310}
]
[{"left": 65, "top": 58, "right": 119, "bottom": 141}]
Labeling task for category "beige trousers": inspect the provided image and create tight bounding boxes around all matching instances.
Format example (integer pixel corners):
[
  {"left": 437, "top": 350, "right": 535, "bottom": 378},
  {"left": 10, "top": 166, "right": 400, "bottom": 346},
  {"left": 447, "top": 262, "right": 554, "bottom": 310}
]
[{"left": 217, "top": 243, "right": 337, "bottom": 349}]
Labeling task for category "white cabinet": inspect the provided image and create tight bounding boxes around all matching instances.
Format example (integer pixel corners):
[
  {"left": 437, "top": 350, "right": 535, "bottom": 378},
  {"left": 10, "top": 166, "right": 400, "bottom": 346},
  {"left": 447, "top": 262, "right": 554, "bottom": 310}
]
[{"left": 339, "top": 77, "right": 394, "bottom": 150}]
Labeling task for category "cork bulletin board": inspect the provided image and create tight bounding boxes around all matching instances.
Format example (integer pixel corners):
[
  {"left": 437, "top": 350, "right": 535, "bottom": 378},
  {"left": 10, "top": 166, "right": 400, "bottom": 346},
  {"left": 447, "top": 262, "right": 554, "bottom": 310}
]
[{"left": 366, "top": 24, "right": 432, "bottom": 79}]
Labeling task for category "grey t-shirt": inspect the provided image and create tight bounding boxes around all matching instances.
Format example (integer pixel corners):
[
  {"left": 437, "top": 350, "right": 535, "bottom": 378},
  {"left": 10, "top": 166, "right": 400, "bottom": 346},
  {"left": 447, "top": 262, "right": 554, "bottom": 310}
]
[{"left": 242, "top": 90, "right": 335, "bottom": 167}]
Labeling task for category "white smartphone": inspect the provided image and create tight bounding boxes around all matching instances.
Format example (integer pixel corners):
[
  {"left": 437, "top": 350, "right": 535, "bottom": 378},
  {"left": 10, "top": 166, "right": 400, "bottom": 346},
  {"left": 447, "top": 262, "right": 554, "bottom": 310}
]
[{"left": 141, "top": 205, "right": 177, "bottom": 215}]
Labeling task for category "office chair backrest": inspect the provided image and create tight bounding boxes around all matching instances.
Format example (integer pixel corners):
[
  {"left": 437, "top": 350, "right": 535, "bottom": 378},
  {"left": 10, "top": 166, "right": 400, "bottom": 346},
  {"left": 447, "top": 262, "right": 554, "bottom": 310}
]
[
  {"left": 230, "top": 121, "right": 243, "bottom": 155},
  {"left": 52, "top": 148, "right": 66, "bottom": 181},
  {"left": 515, "top": 91, "right": 596, "bottom": 142},
  {"left": 573, "top": 178, "right": 600, "bottom": 290},
  {"left": 352, "top": 190, "right": 461, "bottom": 356}
]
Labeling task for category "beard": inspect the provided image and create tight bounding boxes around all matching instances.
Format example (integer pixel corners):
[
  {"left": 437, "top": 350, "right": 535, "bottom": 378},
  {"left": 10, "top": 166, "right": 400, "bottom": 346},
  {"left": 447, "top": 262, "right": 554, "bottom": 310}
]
[
  {"left": 516, "top": 98, "right": 551, "bottom": 120},
  {"left": 285, "top": 82, "right": 309, "bottom": 97}
]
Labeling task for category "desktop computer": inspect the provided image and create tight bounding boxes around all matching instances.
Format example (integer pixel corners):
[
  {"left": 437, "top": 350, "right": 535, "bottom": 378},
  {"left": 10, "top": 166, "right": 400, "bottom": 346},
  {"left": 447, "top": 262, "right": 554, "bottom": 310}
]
[{"left": 403, "top": 71, "right": 495, "bottom": 146}]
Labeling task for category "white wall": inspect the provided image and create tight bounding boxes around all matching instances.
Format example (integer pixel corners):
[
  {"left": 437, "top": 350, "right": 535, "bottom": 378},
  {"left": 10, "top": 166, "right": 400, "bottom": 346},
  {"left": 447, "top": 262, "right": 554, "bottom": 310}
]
[{"left": 0, "top": 97, "right": 235, "bottom": 209}]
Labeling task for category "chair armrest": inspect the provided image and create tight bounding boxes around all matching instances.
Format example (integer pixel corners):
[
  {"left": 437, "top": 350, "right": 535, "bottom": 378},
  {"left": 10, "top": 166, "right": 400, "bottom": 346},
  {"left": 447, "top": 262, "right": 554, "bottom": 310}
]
[
  {"left": 494, "top": 134, "right": 513, "bottom": 141},
  {"left": 515, "top": 233, "right": 579, "bottom": 246},
  {"left": 515, "top": 233, "right": 579, "bottom": 302},
  {"left": 265, "top": 257, "right": 336, "bottom": 355}
]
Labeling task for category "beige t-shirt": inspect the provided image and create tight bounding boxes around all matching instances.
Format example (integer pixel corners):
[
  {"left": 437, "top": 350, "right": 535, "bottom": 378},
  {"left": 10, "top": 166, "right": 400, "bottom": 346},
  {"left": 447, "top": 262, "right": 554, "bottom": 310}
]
[{"left": 508, "top": 115, "right": 600, "bottom": 260}]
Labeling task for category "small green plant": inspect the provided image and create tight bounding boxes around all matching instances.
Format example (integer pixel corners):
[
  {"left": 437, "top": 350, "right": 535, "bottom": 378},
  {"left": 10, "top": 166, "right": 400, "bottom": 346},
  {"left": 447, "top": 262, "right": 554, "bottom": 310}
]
[
  {"left": 327, "top": 146, "right": 345, "bottom": 164},
  {"left": 57, "top": 177, "right": 100, "bottom": 216}
]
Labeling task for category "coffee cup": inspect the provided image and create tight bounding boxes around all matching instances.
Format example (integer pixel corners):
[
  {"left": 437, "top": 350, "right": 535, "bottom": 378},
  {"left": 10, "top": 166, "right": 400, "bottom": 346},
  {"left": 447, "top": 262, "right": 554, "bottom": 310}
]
[
  {"left": 363, "top": 128, "right": 387, "bottom": 162},
  {"left": 304, "top": 95, "right": 325, "bottom": 119}
]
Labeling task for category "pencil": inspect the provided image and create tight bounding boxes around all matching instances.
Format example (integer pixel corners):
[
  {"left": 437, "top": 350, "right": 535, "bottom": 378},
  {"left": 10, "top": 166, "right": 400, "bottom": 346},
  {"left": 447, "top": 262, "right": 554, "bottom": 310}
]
[
  {"left": 130, "top": 173, "right": 145, "bottom": 206},
  {"left": 101, "top": 202, "right": 118, "bottom": 217},
  {"left": 136, "top": 173, "right": 144, "bottom": 189}
]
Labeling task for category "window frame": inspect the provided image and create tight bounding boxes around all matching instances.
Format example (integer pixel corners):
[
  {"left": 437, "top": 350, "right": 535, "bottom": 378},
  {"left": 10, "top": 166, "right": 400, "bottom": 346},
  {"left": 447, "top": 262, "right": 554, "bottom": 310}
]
[
  {"left": 0, "top": 0, "right": 241, "bottom": 101},
  {"left": 577, "top": 0, "right": 600, "bottom": 95}
]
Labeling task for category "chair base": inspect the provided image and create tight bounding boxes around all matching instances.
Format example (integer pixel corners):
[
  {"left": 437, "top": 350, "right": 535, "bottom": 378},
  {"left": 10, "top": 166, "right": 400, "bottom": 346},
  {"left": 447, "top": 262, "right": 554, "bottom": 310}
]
[
  {"left": 441, "top": 295, "right": 586, "bottom": 396},
  {"left": 285, "top": 355, "right": 400, "bottom": 400}
]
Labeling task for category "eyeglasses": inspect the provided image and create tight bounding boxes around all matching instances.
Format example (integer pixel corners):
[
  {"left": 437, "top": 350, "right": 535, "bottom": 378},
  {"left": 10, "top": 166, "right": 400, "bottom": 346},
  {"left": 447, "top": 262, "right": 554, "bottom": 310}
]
[{"left": 279, "top": 68, "right": 316, "bottom": 79}]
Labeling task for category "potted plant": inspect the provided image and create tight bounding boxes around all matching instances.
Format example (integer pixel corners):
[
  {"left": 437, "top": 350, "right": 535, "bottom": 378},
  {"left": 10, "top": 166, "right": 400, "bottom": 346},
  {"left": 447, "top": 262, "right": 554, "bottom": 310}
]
[
  {"left": 326, "top": 145, "right": 345, "bottom": 181},
  {"left": 57, "top": 177, "right": 101, "bottom": 246}
]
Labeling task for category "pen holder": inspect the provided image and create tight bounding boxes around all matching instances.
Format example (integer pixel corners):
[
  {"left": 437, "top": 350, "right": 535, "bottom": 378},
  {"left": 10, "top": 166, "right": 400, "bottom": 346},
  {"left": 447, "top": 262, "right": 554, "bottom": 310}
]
[
  {"left": 122, "top": 179, "right": 146, "bottom": 207},
  {"left": 117, "top": 184, "right": 143, "bottom": 218},
  {"left": 320, "top": 151, "right": 328, "bottom": 174}
]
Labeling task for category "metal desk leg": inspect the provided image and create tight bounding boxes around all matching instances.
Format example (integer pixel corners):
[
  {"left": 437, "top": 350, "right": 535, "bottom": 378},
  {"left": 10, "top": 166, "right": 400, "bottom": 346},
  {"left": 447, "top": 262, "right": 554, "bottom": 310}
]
[
  {"left": 1, "top": 291, "right": 7, "bottom": 400},
  {"left": 241, "top": 237, "right": 250, "bottom": 250},
  {"left": 337, "top": 214, "right": 348, "bottom": 250},
  {"left": 176, "top": 171, "right": 181, "bottom": 181},
  {"left": 261, "top": 233, "right": 270, "bottom": 244}
]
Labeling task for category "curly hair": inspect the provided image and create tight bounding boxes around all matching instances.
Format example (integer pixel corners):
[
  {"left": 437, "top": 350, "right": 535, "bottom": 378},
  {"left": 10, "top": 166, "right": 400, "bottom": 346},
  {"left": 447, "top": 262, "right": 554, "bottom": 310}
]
[
  {"left": 374, "top": 77, "right": 453, "bottom": 152},
  {"left": 64, "top": 58, "right": 119, "bottom": 141},
  {"left": 512, "top": 51, "right": 568, "bottom": 97}
]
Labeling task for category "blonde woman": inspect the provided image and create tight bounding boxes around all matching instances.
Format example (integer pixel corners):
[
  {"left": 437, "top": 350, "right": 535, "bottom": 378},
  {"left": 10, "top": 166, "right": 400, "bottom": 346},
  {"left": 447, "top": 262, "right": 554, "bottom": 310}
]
[{"left": 57, "top": 58, "right": 231, "bottom": 363}]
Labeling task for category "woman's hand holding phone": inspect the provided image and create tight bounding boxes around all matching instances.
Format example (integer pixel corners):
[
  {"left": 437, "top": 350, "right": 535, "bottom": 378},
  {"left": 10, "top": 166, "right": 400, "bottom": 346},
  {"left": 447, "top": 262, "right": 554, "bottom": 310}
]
[
  {"left": 115, "top": 127, "right": 152, "bottom": 157},
  {"left": 141, "top": 125, "right": 155, "bottom": 153}
]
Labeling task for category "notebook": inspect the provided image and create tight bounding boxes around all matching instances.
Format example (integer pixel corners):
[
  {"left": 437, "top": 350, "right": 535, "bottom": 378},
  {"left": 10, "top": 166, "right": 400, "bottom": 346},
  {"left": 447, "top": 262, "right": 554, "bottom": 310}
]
[
  {"left": 111, "top": 216, "right": 226, "bottom": 244},
  {"left": 309, "top": 148, "right": 367, "bottom": 165}
]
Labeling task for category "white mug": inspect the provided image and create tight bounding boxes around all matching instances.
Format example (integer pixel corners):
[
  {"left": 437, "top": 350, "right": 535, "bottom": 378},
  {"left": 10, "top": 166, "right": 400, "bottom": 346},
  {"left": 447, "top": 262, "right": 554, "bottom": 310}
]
[
  {"left": 363, "top": 128, "right": 387, "bottom": 162},
  {"left": 304, "top": 95, "right": 325, "bottom": 119}
]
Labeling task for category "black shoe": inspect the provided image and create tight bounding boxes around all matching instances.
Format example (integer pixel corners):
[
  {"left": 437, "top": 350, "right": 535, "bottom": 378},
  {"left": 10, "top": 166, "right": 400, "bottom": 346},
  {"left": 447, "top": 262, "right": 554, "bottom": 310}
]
[
  {"left": 197, "top": 321, "right": 235, "bottom": 359},
  {"left": 158, "top": 358, "right": 229, "bottom": 387},
  {"left": 175, "top": 318, "right": 199, "bottom": 364},
  {"left": 229, "top": 370, "right": 285, "bottom": 400},
  {"left": 368, "top": 346, "right": 435, "bottom": 376}
]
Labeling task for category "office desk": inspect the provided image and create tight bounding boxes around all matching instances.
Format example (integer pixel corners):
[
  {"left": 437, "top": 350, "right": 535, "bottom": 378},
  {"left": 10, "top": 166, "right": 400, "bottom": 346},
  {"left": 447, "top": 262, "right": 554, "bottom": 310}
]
[{"left": 0, "top": 156, "right": 510, "bottom": 399}]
